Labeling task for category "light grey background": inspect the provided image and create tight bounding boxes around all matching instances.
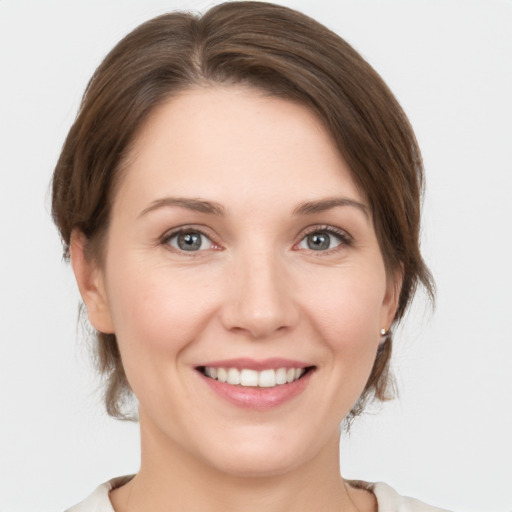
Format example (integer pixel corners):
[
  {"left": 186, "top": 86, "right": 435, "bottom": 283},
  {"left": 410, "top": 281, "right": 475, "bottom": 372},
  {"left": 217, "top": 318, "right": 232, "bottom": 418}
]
[{"left": 0, "top": 1, "right": 511, "bottom": 511}]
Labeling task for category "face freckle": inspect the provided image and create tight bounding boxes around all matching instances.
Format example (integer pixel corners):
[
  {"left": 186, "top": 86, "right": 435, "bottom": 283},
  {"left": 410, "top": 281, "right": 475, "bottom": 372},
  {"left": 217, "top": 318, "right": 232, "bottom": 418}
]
[{"left": 95, "top": 86, "right": 399, "bottom": 477}]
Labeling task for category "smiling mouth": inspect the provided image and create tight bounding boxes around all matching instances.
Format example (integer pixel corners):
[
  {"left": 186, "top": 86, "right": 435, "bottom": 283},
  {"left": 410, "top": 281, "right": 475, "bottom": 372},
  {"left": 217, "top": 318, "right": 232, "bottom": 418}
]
[{"left": 197, "top": 366, "right": 315, "bottom": 388}]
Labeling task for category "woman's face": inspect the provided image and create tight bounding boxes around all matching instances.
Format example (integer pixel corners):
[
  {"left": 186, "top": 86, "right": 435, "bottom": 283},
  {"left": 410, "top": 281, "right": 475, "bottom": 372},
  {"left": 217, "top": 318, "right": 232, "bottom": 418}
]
[{"left": 77, "top": 86, "right": 399, "bottom": 476}]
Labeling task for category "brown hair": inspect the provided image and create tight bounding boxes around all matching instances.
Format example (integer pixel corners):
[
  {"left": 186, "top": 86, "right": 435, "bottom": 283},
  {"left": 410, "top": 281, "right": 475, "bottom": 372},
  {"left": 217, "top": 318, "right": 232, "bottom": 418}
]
[{"left": 52, "top": 1, "right": 434, "bottom": 421}]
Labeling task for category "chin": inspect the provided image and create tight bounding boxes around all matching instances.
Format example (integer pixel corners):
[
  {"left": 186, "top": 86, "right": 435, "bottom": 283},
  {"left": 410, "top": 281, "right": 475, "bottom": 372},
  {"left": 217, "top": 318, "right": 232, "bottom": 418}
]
[
  {"left": 207, "top": 448, "right": 304, "bottom": 478},
  {"left": 196, "top": 425, "right": 326, "bottom": 479}
]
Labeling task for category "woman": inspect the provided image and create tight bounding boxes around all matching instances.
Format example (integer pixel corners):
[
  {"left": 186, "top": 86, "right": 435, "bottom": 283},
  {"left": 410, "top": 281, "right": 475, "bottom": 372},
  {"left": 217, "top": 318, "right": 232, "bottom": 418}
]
[{"left": 52, "top": 2, "right": 446, "bottom": 510}]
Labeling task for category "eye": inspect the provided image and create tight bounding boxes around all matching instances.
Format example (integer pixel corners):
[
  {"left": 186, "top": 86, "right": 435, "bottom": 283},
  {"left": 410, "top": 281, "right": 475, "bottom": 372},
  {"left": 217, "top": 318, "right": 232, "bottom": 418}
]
[
  {"left": 166, "top": 230, "right": 214, "bottom": 252},
  {"left": 297, "top": 228, "right": 349, "bottom": 251}
]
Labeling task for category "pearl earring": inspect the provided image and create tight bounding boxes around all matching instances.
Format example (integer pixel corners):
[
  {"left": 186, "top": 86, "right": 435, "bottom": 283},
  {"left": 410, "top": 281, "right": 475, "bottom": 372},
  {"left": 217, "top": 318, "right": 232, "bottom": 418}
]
[{"left": 380, "top": 328, "right": 390, "bottom": 340}]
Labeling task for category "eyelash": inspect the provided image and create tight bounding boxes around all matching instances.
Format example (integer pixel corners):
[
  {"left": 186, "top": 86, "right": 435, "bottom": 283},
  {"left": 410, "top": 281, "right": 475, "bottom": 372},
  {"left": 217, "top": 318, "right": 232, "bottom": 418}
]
[
  {"left": 160, "top": 226, "right": 220, "bottom": 255},
  {"left": 160, "top": 225, "right": 353, "bottom": 255},
  {"left": 295, "top": 225, "right": 353, "bottom": 253}
]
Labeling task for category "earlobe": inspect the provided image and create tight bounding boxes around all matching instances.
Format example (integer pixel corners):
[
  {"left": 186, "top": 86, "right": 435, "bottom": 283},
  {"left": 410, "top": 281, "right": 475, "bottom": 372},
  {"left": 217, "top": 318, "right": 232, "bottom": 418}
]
[{"left": 70, "top": 230, "right": 115, "bottom": 334}]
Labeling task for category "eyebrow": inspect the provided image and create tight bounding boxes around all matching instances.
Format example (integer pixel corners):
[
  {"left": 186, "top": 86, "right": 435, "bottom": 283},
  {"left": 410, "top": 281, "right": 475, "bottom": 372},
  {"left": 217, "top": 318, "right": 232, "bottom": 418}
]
[
  {"left": 293, "top": 197, "right": 370, "bottom": 218},
  {"left": 138, "top": 197, "right": 226, "bottom": 218},
  {"left": 138, "top": 196, "right": 368, "bottom": 219}
]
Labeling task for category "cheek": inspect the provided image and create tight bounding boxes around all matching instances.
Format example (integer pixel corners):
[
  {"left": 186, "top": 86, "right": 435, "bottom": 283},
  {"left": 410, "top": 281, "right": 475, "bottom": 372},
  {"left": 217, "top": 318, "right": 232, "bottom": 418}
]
[
  {"left": 103, "top": 259, "right": 222, "bottom": 416},
  {"left": 304, "top": 267, "right": 386, "bottom": 391},
  {"left": 307, "top": 266, "right": 386, "bottom": 341},
  {"left": 104, "top": 256, "right": 218, "bottom": 358}
]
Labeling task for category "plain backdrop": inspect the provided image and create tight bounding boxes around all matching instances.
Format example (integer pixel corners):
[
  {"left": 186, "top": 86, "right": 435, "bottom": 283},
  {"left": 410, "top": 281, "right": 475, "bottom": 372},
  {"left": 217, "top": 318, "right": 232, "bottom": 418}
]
[{"left": 0, "top": 1, "right": 511, "bottom": 511}]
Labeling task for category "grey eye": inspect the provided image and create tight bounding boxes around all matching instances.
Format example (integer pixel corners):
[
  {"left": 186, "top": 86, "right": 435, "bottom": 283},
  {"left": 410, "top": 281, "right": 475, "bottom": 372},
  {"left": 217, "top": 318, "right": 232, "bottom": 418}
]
[
  {"left": 298, "top": 231, "right": 342, "bottom": 251},
  {"left": 169, "top": 231, "right": 213, "bottom": 252}
]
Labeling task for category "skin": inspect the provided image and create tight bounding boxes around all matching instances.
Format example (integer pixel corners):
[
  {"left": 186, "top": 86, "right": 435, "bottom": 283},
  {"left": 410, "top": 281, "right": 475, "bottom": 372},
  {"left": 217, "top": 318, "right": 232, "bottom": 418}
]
[{"left": 71, "top": 86, "right": 400, "bottom": 512}]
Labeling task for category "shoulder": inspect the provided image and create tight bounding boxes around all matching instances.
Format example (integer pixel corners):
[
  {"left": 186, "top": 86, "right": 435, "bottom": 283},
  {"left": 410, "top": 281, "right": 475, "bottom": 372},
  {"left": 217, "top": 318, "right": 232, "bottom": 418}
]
[
  {"left": 66, "top": 477, "right": 453, "bottom": 512},
  {"left": 349, "top": 480, "right": 453, "bottom": 512},
  {"left": 64, "top": 476, "right": 133, "bottom": 512},
  {"left": 372, "top": 482, "right": 453, "bottom": 512}
]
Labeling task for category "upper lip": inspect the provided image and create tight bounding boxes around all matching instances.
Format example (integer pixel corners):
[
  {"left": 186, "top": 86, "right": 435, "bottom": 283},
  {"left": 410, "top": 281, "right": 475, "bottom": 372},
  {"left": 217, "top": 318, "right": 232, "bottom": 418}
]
[{"left": 196, "top": 358, "right": 312, "bottom": 371}]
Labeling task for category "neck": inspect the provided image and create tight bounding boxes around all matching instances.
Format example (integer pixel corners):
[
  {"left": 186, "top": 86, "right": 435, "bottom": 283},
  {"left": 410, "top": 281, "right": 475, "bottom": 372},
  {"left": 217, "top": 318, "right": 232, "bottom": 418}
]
[{"left": 110, "top": 416, "right": 371, "bottom": 512}]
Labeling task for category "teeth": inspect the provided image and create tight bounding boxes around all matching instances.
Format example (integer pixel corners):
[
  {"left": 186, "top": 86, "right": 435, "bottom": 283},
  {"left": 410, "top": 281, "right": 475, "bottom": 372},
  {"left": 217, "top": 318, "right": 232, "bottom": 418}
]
[
  {"left": 259, "top": 369, "right": 275, "bottom": 387},
  {"left": 240, "top": 369, "right": 258, "bottom": 386},
  {"left": 276, "top": 367, "right": 287, "bottom": 385},
  {"left": 202, "top": 366, "right": 307, "bottom": 388}
]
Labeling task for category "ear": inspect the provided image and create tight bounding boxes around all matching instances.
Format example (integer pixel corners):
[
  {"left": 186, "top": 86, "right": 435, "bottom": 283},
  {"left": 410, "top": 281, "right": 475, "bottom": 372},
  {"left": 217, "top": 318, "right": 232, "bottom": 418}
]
[
  {"left": 70, "top": 230, "right": 115, "bottom": 334},
  {"left": 380, "top": 264, "right": 404, "bottom": 330}
]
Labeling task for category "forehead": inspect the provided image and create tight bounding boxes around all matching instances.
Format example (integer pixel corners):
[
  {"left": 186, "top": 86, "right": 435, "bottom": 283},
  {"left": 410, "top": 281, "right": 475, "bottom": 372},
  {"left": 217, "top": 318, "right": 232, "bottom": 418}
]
[{"left": 115, "top": 86, "right": 365, "bottom": 215}]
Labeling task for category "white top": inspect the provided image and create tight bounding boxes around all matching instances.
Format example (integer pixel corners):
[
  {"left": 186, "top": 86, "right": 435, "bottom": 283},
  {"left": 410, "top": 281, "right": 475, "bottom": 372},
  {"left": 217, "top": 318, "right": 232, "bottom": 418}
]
[{"left": 65, "top": 476, "right": 453, "bottom": 511}]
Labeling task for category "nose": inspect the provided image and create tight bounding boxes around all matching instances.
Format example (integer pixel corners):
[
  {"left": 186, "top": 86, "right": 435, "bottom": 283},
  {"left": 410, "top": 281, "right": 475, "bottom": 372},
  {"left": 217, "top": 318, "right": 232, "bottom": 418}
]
[{"left": 219, "top": 248, "right": 299, "bottom": 339}]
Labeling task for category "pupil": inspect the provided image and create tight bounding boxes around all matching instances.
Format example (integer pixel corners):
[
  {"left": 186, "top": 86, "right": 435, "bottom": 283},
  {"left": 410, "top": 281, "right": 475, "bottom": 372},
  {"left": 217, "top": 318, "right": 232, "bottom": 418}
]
[
  {"left": 178, "top": 232, "right": 201, "bottom": 251},
  {"left": 308, "top": 233, "right": 330, "bottom": 250}
]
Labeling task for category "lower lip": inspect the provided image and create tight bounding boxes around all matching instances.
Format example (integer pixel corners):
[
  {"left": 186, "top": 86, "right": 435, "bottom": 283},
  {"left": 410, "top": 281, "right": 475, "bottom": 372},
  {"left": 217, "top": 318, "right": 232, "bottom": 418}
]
[{"left": 199, "top": 371, "right": 313, "bottom": 410}]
